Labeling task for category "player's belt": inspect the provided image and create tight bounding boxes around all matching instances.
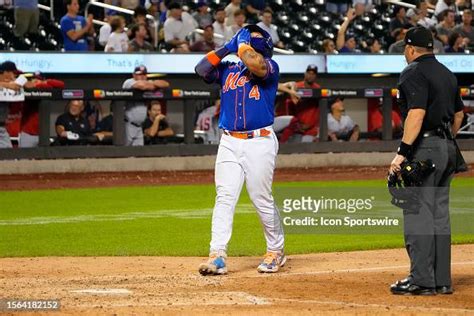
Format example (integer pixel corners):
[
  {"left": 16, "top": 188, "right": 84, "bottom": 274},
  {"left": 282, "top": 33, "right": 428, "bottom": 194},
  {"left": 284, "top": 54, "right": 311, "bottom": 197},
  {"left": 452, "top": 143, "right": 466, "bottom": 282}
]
[
  {"left": 223, "top": 128, "right": 271, "bottom": 139},
  {"left": 124, "top": 118, "right": 141, "bottom": 128}
]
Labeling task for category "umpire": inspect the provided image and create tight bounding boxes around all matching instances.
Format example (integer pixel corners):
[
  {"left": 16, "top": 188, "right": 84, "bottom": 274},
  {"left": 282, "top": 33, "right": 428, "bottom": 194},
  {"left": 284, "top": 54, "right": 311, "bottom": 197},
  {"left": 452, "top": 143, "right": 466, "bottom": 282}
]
[{"left": 389, "top": 26, "right": 465, "bottom": 295}]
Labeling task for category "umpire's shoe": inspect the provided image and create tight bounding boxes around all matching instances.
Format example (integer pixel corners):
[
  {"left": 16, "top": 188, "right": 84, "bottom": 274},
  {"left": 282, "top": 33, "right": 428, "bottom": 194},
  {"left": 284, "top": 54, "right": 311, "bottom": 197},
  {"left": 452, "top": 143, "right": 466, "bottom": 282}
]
[
  {"left": 390, "top": 278, "right": 436, "bottom": 295},
  {"left": 199, "top": 250, "right": 227, "bottom": 275},
  {"left": 257, "top": 251, "right": 286, "bottom": 273},
  {"left": 436, "top": 286, "right": 454, "bottom": 294}
]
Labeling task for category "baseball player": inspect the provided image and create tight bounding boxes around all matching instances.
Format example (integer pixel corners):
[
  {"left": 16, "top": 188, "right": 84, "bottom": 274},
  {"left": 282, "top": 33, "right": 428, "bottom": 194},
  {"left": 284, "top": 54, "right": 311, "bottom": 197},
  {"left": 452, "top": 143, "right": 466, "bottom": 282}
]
[
  {"left": 195, "top": 99, "right": 221, "bottom": 144},
  {"left": 122, "top": 66, "right": 170, "bottom": 146},
  {"left": 195, "top": 25, "right": 285, "bottom": 275},
  {"left": 0, "top": 61, "right": 30, "bottom": 148}
]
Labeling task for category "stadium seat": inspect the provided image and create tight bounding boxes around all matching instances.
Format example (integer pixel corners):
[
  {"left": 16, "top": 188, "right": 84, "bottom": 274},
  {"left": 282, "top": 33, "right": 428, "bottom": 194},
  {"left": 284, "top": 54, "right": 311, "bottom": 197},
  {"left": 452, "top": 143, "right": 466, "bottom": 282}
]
[
  {"left": 0, "top": 38, "right": 6, "bottom": 50},
  {"left": 289, "top": 0, "right": 305, "bottom": 12},
  {"left": 278, "top": 27, "right": 292, "bottom": 42},
  {"left": 9, "top": 37, "right": 33, "bottom": 51},
  {"left": 291, "top": 37, "right": 307, "bottom": 52},
  {"left": 269, "top": 0, "right": 285, "bottom": 13}
]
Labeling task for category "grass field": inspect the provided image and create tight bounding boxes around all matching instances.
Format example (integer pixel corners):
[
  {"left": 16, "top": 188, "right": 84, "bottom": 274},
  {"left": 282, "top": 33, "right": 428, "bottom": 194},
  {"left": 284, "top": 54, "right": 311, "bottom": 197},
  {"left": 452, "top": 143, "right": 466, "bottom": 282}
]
[{"left": 0, "top": 178, "right": 473, "bottom": 258}]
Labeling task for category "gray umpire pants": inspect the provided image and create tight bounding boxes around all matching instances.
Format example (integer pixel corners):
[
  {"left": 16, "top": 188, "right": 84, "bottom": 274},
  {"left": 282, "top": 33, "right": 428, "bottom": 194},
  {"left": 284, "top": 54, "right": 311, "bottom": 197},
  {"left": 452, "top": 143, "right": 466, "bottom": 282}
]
[{"left": 405, "top": 136, "right": 457, "bottom": 288}]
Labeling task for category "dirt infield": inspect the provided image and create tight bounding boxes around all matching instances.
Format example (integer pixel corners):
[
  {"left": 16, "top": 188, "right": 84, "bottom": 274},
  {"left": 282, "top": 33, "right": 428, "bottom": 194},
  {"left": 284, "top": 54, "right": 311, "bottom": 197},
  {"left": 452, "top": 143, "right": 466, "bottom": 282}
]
[
  {"left": 1, "top": 165, "right": 474, "bottom": 191},
  {"left": 0, "top": 245, "right": 473, "bottom": 315}
]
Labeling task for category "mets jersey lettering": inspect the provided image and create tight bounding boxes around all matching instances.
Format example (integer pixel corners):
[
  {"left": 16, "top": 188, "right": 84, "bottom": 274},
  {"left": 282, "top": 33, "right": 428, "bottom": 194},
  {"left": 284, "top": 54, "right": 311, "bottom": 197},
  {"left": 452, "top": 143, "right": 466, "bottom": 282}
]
[{"left": 215, "top": 59, "right": 279, "bottom": 131}]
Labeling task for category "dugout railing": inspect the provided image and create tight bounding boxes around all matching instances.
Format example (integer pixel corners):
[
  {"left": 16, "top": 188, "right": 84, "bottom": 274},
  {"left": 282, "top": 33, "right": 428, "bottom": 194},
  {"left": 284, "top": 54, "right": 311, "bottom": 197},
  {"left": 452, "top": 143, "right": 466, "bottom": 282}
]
[{"left": 0, "top": 87, "right": 473, "bottom": 160}]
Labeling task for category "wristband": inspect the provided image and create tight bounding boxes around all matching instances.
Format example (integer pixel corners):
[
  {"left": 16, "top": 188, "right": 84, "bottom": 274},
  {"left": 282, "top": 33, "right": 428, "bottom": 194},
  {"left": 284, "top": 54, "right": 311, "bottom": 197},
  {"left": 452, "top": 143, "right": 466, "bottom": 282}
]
[
  {"left": 237, "top": 44, "right": 254, "bottom": 58},
  {"left": 397, "top": 141, "right": 412, "bottom": 157},
  {"left": 206, "top": 51, "right": 221, "bottom": 66}
]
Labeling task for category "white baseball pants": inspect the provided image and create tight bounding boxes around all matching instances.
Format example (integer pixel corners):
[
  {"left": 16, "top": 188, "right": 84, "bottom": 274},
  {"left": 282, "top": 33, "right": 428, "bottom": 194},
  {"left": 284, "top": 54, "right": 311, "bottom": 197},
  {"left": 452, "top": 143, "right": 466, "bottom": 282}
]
[{"left": 210, "top": 128, "right": 284, "bottom": 253}]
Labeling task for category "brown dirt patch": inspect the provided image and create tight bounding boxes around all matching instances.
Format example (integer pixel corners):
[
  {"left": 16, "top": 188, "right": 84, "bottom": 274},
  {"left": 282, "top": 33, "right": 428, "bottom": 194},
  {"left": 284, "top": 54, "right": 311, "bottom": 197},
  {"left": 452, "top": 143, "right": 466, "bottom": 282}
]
[
  {"left": 0, "top": 245, "right": 473, "bottom": 315},
  {"left": 1, "top": 165, "right": 474, "bottom": 191}
]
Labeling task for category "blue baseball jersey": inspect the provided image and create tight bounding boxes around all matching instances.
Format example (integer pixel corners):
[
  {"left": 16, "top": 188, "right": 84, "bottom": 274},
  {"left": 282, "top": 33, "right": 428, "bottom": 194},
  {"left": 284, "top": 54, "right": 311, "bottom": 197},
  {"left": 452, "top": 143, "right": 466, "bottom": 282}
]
[{"left": 215, "top": 59, "right": 279, "bottom": 131}]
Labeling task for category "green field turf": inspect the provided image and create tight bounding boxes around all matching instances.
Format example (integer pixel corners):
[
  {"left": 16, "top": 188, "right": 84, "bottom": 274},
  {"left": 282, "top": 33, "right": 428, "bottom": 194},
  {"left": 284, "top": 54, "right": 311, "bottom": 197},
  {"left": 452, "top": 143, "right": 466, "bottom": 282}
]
[{"left": 0, "top": 178, "right": 472, "bottom": 258}]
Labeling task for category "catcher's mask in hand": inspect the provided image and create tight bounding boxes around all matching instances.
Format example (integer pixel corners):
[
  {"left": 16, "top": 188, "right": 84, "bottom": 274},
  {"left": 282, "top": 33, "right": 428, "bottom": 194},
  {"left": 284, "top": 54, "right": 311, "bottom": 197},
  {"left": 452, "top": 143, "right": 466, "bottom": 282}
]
[{"left": 387, "top": 159, "right": 435, "bottom": 213}]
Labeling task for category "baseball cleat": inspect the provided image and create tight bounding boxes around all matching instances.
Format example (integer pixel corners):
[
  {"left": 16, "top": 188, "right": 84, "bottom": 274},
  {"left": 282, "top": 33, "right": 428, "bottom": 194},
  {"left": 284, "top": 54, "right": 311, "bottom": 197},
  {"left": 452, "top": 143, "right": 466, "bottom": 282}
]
[
  {"left": 198, "top": 251, "right": 227, "bottom": 275},
  {"left": 257, "top": 251, "right": 286, "bottom": 273}
]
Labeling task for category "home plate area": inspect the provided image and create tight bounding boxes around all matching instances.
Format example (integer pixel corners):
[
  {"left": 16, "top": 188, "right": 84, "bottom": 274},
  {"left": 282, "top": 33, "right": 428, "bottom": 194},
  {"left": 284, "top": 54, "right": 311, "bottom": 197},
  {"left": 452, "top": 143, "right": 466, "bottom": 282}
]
[{"left": 1, "top": 245, "right": 473, "bottom": 315}]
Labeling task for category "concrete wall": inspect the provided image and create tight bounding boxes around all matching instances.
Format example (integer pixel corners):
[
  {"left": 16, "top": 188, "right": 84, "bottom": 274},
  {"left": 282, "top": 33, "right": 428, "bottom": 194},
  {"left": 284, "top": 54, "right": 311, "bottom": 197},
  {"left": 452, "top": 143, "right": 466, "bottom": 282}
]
[{"left": 1, "top": 151, "right": 473, "bottom": 175}]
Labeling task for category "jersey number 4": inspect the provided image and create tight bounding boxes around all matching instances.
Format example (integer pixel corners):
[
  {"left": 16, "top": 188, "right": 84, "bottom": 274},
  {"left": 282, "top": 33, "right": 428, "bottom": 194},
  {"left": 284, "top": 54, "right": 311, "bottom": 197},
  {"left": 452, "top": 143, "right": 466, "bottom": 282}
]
[{"left": 249, "top": 86, "right": 260, "bottom": 100}]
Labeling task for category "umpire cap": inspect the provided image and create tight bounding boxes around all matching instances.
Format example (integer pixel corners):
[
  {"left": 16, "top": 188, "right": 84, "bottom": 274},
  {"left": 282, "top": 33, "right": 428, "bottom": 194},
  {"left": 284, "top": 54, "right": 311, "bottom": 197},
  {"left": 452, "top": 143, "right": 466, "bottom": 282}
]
[{"left": 404, "top": 26, "right": 433, "bottom": 49}]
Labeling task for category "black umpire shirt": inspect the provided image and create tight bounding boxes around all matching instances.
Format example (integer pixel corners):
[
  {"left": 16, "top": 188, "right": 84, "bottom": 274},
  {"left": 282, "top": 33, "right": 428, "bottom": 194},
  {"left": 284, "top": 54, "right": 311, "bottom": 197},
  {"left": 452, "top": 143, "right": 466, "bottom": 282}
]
[{"left": 397, "top": 54, "right": 464, "bottom": 130}]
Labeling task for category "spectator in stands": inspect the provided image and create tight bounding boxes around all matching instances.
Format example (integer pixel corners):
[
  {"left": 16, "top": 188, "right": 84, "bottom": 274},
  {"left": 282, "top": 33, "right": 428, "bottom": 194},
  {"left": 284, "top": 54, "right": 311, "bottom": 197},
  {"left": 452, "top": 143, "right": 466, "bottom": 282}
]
[
  {"left": 13, "top": 0, "right": 39, "bottom": 38},
  {"left": 147, "top": 0, "right": 161, "bottom": 21},
  {"left": 257, "top": 8, "right": 284, "bottom": 48},
  {"left": 280, "top": 65, "right": 321, "bottom": 143},
  {"left": 389, "top": 7, "right": 411, "bottom": 39},
  {"left": 445, "top": 32, "right": 466, "bottom": 51},
  {"left": 121, "top": 0, "right": 140, "bottom": 10},
  {"left": 99, "top": 16, "right": 113, "bottom": 48},
  {"left": 388, "top": 27, "right": 409, "bottom": 53},
  {"left": 104, "top": 0, "right": 121, "bottom": 16},
  {"left": 406, "top": 6, "right": 420, "bottom": 26},
  {"left": 327, "top": 97, "right": 360, "bottom": 142},
  {"left": 322, "top": 39, "right": 338, "bottom": 53},
  {"left": 105, "top": 16, "right": 129, "bottom": 52},
  {"left": 192, "top": 1, "right": 212, "bottom": 29},
  {"left": 326, "top": 0, "right": 349, "bottom": 15},
  {"left": 364, "top": 38, "right": 382, "bottom": 53},
  {"left": 430, "top": 26, "right": 446, "bottom": 53},
  {"left": 122, "top": 65, "right": 170, "bottom": 146},
  {"left": 230, "top": 9, "right": 247, "bottom": 34},
  {"left": 436, "top": 9, "right": 456, "bottom": 44},
  {"left": 213, "top": 6, "right": 233, "bottom": 48},
  {"left": 414, "top": 1, "right": 436, "bottom": 28},
  {"left": 367, "top": 99, "right": 402, "bottom": 139},
  {"left": 434, "top": 0, "right": 456, "bottom": 18},
  {"left": 157, "top": 0, "right": 169, "bottom": 24},
  {"left": 353, "top": 1, "right": 366, "bottom": 17},
  {"left": 55, "top": 100, "right": 101, "bottom": 146},
  {"left": 337, "top": 8, "right": 357, "bottom": 53},
  {"left": 60, "top": 0, "right": 95, "bottom": 52},
  {"left": 143, "top": 101, "right": 174, "bottom": 144},
  {"left": 128, "top": 6, "right": 153, "bottom": 44},
  {"left": 454, "top": 9, "right": 474, "bottom": 47},
  {"left": 244, "top": 0, "right": 266, "bottom": 24},
  {"left": 129, "top": 24, "right": 154, "bottom": 52},
  {"left": 225, "top": 0, "right": 242, "bottom": 26},
  {"left": 163, "top": 2, "right": 198, "bottom": 52},
  {"left": 190, "top": 25, "right": 216, "bottom": 52}
]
